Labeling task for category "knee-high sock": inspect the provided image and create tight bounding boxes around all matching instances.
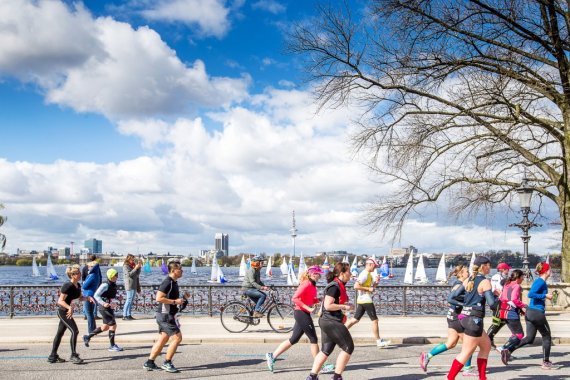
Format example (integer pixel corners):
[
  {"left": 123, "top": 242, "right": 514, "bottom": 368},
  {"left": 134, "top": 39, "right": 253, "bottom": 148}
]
[
  {"left": 477, "top": 358, "right": 487, "bottom": 380},
  {"left": 504, "top": 335, "right": 521, "bottom": 352},
  {"left": 88, "top": 327, "right": 103, "bottom": 338},
  {"left": 428, "top": 343, "right": 448, "bottom": 358},
  {"left": 109, "top": 330, "right": 115, "bottom": 346},
  {"left": 447, "top": 359, "right": 464, "bottom": 380}
]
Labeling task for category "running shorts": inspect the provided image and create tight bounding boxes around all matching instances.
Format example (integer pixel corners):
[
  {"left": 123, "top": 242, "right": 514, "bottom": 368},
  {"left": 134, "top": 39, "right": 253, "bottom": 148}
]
[
  {"left": 460, "top": 315, "right": 484, "bottom": 337},
  {"left": 155, "top": 312, "right": 180, "bottom": 336},
  {"left": 447, "top": 317, "right": 464, "bottom": 333},
  {"left": 98, "top": 306, "right": 116, "bottom": 326},
  {"left": 353, "top": 303, "right": 378, "bottom": 321}
]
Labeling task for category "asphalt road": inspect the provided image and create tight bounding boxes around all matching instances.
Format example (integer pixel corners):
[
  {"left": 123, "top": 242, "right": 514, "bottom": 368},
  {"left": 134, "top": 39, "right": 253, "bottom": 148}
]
[{"left": 1, "top": 341, "right": 568, "bottom": 380}]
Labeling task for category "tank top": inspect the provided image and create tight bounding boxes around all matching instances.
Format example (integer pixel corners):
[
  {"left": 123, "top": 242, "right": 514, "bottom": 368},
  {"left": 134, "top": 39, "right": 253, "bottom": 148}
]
[{"left": 461, "top": 274, "right": 486, "bottom": 318}]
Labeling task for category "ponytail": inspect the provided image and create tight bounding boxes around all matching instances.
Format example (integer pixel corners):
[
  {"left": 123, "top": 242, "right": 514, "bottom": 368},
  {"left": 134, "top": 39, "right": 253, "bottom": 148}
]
[
  {"left": 506, "top": 269, "right": 524, "bottom": 285},
  {"left": 448, "top": 265, "right": 466, "bottom": 281},
  {"left": 299, "top": 271, "right": 310, "bottom": 283},
  {"left": 465, "top": 265, "right": 480, "bottom": 292},
  {"left": 326, "top": 262, "right": 350, "bottom": 283}
]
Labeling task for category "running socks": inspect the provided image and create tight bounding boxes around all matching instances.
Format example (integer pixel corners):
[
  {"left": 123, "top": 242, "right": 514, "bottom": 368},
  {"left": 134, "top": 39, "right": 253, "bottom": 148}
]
[
  {"left": 428, "top": 343, "right": 448, "bottom": 358},
  {"left": 465, "top": 355, "right": 472, "bottom": 368},
  {"left": 332, "top": 373, "right": 342, "bottom": 380},
  {"left": 447, "top": 359, "right": 464, "bottom": 379},
  {"left": 109, "top": 330, "right": 115, "bottom": 346},
  {"left": 88, "top": 327, "right": 103, "bottom": 338},
  {"left": 307, "top": 373, "right": 318, "bottom": 380},
  {"left": 477, "top": 358, "right": 487, "bottom": 380}
]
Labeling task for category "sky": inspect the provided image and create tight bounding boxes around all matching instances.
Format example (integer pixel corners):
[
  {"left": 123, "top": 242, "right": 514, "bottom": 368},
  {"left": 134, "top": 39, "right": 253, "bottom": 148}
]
[{"left": 0, "top": 0, "right": 561, "bottom": 257}]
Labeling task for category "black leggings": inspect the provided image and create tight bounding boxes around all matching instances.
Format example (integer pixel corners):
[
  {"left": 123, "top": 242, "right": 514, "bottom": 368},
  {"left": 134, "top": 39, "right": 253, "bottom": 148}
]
[
  {"left": 512, "top": 308, "right": 551, "bottom": 361},
  {"left": 50, "top": 308, "right": 79, "bottom": 357},
  {"left": 289, "top": 310, "right": 318, "bottom": 344},
  {"left": 319, "top": 317, "right": 354, "bottom": 356}
]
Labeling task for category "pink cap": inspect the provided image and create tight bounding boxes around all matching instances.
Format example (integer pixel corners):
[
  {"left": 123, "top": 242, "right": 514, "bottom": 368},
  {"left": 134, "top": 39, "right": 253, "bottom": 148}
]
[
  {"left": 307, "top": 265, "right": 324, "bottom": 275},
  {"left": 366, "top": 258, "right": 379, "bottom": 267},
  {"left": 497, "top": 263, "right": 512, "bottom": 270}
]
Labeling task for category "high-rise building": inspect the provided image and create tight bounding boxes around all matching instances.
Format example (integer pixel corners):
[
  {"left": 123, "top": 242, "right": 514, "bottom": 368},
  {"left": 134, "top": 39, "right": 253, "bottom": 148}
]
[
  {"left": 84, "top": 238, "right": 103, "bottom": 254},
  {"left": 215, "top": 233, "right": 229, "bottom": 256}
]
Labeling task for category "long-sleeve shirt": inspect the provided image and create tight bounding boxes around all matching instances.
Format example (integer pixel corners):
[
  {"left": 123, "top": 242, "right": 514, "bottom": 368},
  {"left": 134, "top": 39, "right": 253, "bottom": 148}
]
[
  {"left": 527, "top": 277, "right": 548, "bottom": 312},
  {"left": 292, "top": 280, "right": 319, "bottom": 313},
  {"left": 499, "top": 281, "right": 527, "bottom": 319},
  {"left": 241, "top": 267, "right": 264, "bottom": 290}
]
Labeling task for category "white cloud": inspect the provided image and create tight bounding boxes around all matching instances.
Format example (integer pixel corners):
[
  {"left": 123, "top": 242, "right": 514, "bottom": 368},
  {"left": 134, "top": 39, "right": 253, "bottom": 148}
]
[
  {"left": 0, "top": 0, "right": 250, "bottom": 119},
  {"left": 252, "top": 0, "right": 286, "bottom": 14},
  {"left": 141, "top": 0, "right": 233, "bottom": 38}
]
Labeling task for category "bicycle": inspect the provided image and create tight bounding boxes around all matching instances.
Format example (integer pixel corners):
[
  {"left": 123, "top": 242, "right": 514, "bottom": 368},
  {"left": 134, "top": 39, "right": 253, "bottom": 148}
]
[{"left": 220, "top": 286, "right": 295, "bottom": 333}]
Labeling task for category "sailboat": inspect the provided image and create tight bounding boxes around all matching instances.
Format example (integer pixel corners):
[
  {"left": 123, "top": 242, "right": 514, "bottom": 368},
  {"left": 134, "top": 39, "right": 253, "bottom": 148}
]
[
  {"left": 217, "top": 264, "right": 227, "bottom": 284},
  {"left": 280, "top": 257, "right": 289, "bottom": 277},
  {"left": 46, "top": 254, "right": 59, "bottom": 280},
  {"left": 350, "top": 255, "right": 359, "bottom": 278},
  {"left": 209, "top": 260, "right": 219, "bottom": 283},
  {"left": 32, "top": 256, "right": 40, "bottom": 277},
  {"left": 297, "top": 252, "right": 307, "bottom": 279},
  {"left": 322, "top": 256, "right": 330, "bottom": 275},
  {"left": 469, "top": 252, "right": 476, "bottom": 273},
  {"left": 380, "top": 256, "right": 390, "bottom": 279},
  {"left": 238, "top": 255, "right": 247, "bottom": 278},
  {"left": 342, "top": 255, "right": 349, "bottom": 263},
  {"left": 546, "top": 254, "right": 550, "bottom": 264},
  {"left": 287, "top": 259, "right": 299, "bottom": 286},
  {"left": 160, "top": 259, "right": 168, "bottom": 275},
  {"left": 415, "top": 254, "right": 428, "bottom": 284},
  {"left": 266, "top": 256, "right": 273, "bottom": 277},
  {"left": 436, "top": 254, "right": 447, "bottom": 284},
  {"left": 143, "top": 259, "right": 152, "bottom": 274},
  {"left": 190, "top": 256, "right": 197, "bottom": 274},
  {"left": 388, "top": 259, "right": 395, "bottom": 278},
  {"left": 404, "top": 252, "right": 414, "bottom": 284}
]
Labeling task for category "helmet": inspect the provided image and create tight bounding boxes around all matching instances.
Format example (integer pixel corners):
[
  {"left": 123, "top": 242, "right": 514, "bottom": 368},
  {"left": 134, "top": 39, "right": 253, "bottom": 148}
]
[
  {"left": 251, "top": 256, "right": 264, "bottom": 262},
  {"left": 306, "top": 265, "right": 324, "bottom": 276}
]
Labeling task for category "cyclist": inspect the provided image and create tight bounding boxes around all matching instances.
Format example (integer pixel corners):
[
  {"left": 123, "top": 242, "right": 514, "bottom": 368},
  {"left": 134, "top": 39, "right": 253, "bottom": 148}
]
[{"left": 241, "top": 256, "right": 269, "bottom": 317}]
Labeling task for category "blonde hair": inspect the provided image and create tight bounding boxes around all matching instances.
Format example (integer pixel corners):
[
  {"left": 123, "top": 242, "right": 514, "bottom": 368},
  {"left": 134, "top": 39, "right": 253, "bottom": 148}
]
[
  {"left": 299, "top": 271, "right": 310, "bottom": 283},
  {"left": 124, "top": 254, "right": 135, "bottom": 265},
  {"left": 448, "top": 265, "right": 466, "bottom": 281},
  {"left": 535, "top": 262, "right": 548, "bottom": 276},
  {"left": 465, "top": 264, "right": 485, "bottom": 292},
  {"left": 66, "top": 264, "right": 81, "bottom": 279}
]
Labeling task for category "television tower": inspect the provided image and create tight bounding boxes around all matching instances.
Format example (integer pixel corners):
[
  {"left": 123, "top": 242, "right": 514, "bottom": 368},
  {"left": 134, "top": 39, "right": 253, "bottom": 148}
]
[
  {"left": 70, "top": 241, "right": 74, "bottom": 259},
  {"left": 290, "top": 210, "right": 298, "bottom": 258}
]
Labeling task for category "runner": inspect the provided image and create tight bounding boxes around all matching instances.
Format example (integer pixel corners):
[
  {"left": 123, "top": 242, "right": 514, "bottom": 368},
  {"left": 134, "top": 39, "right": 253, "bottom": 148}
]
[
  {"left": 420, "top": 265, "right": 476, "bottom": 376},
  {"left": 242, "top": 256, "right": 269, "bottom": 317},
  {"left": 486, "top": 262, "right": 511, "bottom": 348},
  {"left": 143, "top": 261, "right": 189, "bottom": 373},
  {"left": 48, "top": 265, "right": 85, "bottom": 364},
  {"left": 495, "top": 269, "right": 526, "bottom": 365},
  {"left": 266, "top": 265, "right": 333, "bottom": 373},
  {"left": 306, "top": 262, "right": 353, "bottom": 380},
  {"left": 345, "top": 257, "right": 390, "bottom": 348},
  {"left": 83, "top": 268, "right": 123, "bottom": 352},
  {"left": 505, "top": 262, "right": 558, "bottom": 370},
  {"left": 446, "top": 256, "right": 496, "bottom": 380}
]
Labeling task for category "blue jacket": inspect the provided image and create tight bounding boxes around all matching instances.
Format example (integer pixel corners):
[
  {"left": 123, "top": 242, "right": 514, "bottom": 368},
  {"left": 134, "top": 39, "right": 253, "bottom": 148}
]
[
  {"left": 527, "top": 277, "right": 547, "bottom": 312},
  {"left": 82, "top": 263, "right": 102, "bottom": 297}
]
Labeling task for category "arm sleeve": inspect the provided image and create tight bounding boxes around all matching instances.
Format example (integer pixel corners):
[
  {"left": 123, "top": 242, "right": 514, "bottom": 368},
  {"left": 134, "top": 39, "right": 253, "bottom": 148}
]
[
  {"left": 527, "top": 280, "right": 546, "bottom": 300},
  {"left": 94, "top": 283, "right": 108, "bottom": 306},
  {"left": 484, "top": 290, "right": 497, "bottom": 309},
  {"left": 447, "top": 284, "right": 465, "bottom": 306}
]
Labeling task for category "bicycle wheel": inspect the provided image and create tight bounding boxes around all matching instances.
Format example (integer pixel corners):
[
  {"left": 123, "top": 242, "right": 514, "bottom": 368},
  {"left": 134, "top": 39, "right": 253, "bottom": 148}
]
[
  {"left": 267, "top": 303, "right": 295, "bottom": 333},
  {"left": 220, "top": 301, "right": 251, "bottom": 333}
]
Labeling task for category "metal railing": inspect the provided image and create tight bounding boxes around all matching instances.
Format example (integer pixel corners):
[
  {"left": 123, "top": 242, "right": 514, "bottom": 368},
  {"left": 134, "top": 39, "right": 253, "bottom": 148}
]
[{"left": 0, "top": 284, "right": 452, "bottom": 318}]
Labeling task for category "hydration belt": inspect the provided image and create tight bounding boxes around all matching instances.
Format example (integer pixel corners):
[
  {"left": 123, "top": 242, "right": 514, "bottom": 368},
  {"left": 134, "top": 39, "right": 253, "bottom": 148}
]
[{"left": 460, "top": 306, "right": 484, "bottom": 318}]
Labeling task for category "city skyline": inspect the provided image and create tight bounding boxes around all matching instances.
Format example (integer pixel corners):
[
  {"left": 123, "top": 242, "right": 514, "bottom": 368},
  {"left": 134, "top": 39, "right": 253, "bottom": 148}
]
[{"left": 0, "top": 0, "right": 561, "bottom": 256}]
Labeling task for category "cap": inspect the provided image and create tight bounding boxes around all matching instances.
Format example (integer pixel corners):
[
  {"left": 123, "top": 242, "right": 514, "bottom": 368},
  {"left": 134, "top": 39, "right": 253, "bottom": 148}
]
[
  {"left": 106, "top": 268, "right": 118, "bottom": 280},
  {"left": 366, "top": 258, "right": 380, "bottom": 267},
  {"left": 307, "top": 265, "right": 324, "bottom": 276},
  {"left": 251, "top": 256, "right": 264, "bottom": 262},
  {"left": 496, "top": 263, "right": 512, "bottom": 270},
  {"left": 473, "top": 256, "right": 491, "bottom": 266}
]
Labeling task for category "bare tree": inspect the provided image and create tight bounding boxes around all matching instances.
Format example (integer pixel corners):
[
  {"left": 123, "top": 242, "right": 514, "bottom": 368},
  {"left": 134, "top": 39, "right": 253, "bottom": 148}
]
[
  {"left": 288, "top": 0, "right": 570, "bottom": 281},
  {"left": 0, "top": 204, "right": 6, "bottom": 251}
]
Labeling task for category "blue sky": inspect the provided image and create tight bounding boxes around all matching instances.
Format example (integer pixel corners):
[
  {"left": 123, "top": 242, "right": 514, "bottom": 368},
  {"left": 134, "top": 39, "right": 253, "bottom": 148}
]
[{"left": 0, "top": 0, "right": 560, "bottom": 256}]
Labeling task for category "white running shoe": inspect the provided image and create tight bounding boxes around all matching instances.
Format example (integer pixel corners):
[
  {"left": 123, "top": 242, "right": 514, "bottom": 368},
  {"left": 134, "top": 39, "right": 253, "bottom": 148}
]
[
  {"left": 377, "top": 339, "right": 391, "bottom": 348},
  {"left": 462, "top": 366, "right": 479, "bottom": 377}
]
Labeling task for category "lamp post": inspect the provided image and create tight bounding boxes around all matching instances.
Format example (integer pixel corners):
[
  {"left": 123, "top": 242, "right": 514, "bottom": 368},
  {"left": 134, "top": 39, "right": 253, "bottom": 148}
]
[{"left": 509, "top": 178, "right": 541, "bottom": 281}]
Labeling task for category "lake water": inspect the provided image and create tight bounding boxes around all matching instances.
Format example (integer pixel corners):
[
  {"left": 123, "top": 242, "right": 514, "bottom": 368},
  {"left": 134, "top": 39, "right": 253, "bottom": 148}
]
[{"left": 0, "top": 265, "right": 559, "bottom": 287}]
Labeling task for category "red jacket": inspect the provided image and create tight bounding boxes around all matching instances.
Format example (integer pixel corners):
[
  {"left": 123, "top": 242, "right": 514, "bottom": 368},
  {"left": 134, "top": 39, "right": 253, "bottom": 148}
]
[{"left": 292, "top": 280, "right": 319, "bottom": 313}]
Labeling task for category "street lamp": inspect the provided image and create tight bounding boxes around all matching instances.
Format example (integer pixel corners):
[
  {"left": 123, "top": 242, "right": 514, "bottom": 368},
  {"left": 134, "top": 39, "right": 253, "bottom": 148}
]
[{"left": 509, "top": 178, "right": 541, "bottom": 281}]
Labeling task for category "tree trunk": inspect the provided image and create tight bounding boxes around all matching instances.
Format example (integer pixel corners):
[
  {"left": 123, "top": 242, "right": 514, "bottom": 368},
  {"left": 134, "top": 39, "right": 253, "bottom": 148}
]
[{"left": 562, "top": 189, "right": 570, "bottom": 282}]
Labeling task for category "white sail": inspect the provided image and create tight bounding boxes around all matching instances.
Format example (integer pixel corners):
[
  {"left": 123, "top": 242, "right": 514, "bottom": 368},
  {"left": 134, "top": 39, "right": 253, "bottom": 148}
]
[
  {"left": 380, "top": 256, "right": 390, "bottom": 279},
  {"left": 209, "top": 260, "right": 218, "bottom": 282},
  {"left": 404, "top": 252, "right": 414, "bottom": 284},
  {"left": 298, "top": 252, "right": 307, "bottom": 279},
  {"left": 190, "top": 256, "right": 197, "bottom": 274},
  {"left": 266, "top": 256, "right": 273, "bottom": 277},
  {"left": 32, "top": 256, "right": 40, "bottom": 277},
  {"left": 342, "top": 255, "right": 349, "bottom": 263},
  {"left": 46, "top": 254, "right": 58, "bottom": 280},
  {"left": 288, "top": 260, "right": 299, "bottom": 285},
  {"left": 280, "top": 257, "right": 288, "bottom": 277},
  {"left": 350, "top": 255, "right": 358, "bottom": 277},
  {"left": 238, "top": 255, "right": 247, "bottom": 277},
  {"left": 469, "top": 252, "right": 476, "bottom": 273},
  {"left": 546, "top": 254, "right": 550, "bottom": 264},
  {"left": 217, "top": 265, "right": 227, "bottom": 284},
  {"left": 436, "top": 254, "right": 447, "bottom": 283},
  {"left": 415, "top": 254, "right": 428, "bottom": 283}
]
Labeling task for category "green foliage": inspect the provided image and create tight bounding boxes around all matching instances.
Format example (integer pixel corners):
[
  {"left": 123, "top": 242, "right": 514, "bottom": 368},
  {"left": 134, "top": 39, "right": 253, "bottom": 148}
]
[{"left": 15, "top": 259, "right": 32, "bottom": 266}]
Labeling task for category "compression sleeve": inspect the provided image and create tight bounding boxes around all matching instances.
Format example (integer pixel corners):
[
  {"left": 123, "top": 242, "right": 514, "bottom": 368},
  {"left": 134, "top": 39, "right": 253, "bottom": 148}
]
[
  {"left": 447, "top": 284, "right": 465, "bottom": 306},
  {"left": 483, "top": 290, "right": 497, "bottom": 309},
  {"left": 94, "top": 283, "right": 108, "bottom": 307}
]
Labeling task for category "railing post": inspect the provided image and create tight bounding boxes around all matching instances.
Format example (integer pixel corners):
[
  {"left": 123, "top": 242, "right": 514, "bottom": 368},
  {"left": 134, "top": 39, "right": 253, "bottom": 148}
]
[
  {"left": 208, "top": 286, "right": 213, "bottom": 317},
  {"left": 9, "top": 286, "right": 14, "bottom": 319},
  {"left": 402, "top": 286, "right": 407, "bottom": 316}
]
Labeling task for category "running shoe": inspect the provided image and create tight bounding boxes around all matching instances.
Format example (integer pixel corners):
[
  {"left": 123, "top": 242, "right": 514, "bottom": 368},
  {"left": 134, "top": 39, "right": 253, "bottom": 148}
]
[
  {"left": 501, "top": 349, "right": 511, "bottom": 365},
  {"left": 108, "top": 344, "right": 124, "bottom": 352},
  {"left": 83, "top": 334, "right": 90, "bottom": 348},
  {"left": 377, "top": 338, "right": 391, "bottom": 348},
  {"left": 541, "top": 361, "right": 559, "bottom": 370},
  {"left": 143, "top": 360, "right": 160, "bottom": 371},
  {"left": 305, "top": 376, "right": 319, "bottom": 380},
  {"left": 419, "top": 352, "right": 430, "bottom": 372},
  {"left": 161, "top": 361, "right": 180, "bottom": 373},
  {"left": 265, "top": 352, "right": 275, "bottom": 372},
  {"left": 462, "top": 366, "right": 478, "bottom": 377},
  {"left": 320, "top": 363, "right": 335, "bottom": 374},
  {"left": 47, "top": 355, "right": 66, "bottom": 363},
  {"left": 329, "top": 375, "right": 343, "bottom": 380},
  {"left": 69, "top": 354, "right": 84, "bottom": 364}
]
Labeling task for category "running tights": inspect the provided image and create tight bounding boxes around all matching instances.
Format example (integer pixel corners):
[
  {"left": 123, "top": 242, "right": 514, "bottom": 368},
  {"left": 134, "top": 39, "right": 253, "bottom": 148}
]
[
  {"left": 513, "top": 308, "right": 551, "bottom": 362},
  {"left": 50, "top": 308, "right": 79, "bottom": 357}
]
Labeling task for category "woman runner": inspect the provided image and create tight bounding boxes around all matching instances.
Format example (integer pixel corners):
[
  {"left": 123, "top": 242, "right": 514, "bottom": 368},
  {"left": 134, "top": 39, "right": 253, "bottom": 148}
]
[
  {"left": 266, "top": 266, "right": 334, "bottom": 373},
  {"left": 447, "top": 256, "right": 496, "bottom": 380},
  {"left": 48, "top": 264, "right": 86, "bottom": 364},
  {"left": 496, "top": 269, "right": 526, "bottom": 365},
  {"left": 504, "top": 262, "right": 558, "bottom": 370},
  {"left": 420, "top": 265, "right": 476, "bottom": 376},
  {"left": 306, "top": 262, "right": 353, "bottom": 380}
]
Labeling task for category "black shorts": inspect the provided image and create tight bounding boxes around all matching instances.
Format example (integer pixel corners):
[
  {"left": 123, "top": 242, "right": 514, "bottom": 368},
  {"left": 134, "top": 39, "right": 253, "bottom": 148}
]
[
  {"left": 353, "top": 303, "right": 378, "bottom": 321},
  {"left": 156, "top": 312, "right": 180, "bottom": 336},
  {"left": 460, "top": 315, "right": 484, "bottom": 337},
  {"left": 447, "top": 317, "right": 464, "bottom": 333},
  {"left": 98, "top": 306, "right": 116, "bottom": 326}
]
